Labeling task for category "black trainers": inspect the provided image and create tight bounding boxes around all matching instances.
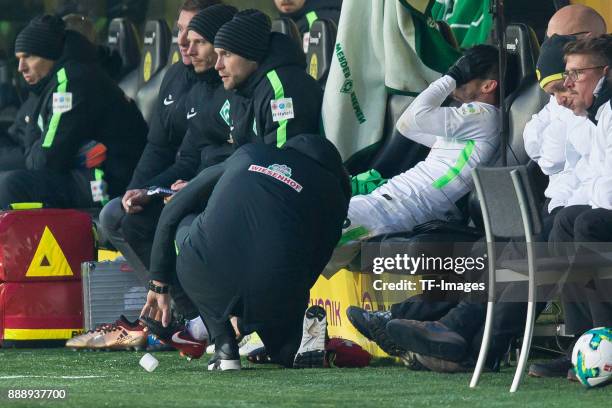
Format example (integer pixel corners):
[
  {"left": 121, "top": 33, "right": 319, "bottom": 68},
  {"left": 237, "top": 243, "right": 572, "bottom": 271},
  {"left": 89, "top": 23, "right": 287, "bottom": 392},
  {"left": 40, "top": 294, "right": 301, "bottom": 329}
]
[
  {"left": 346, "top": 306, "right": 392, "bottom": 341},
  {"left": 139, "top": 316, "right": 181, "bottom": 341},
  {"left": 528, "top": 356, "right": 572, "bottom": 378},
  {"left": 386, "top": 320, "right": 468, "bottom": 362},
  {"left": 414, "top": 354, "right": 472, "bottom": 373},
  {"left": 208, "top": 338, "right": 240, "bottom": 371},
  {"left": 369, "top": 315, "right": 407, "bottom": 357},
  {"left": 293, "top": 305, "right": 327, "bottom": 368}
]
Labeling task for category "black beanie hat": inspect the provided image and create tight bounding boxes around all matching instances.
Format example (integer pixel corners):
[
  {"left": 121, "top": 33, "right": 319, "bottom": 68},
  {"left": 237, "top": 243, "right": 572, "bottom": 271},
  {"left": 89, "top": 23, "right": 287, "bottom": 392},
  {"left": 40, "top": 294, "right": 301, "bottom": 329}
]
[
  {"left": 214, "top": 9, "right": 271, "bottom": 62},
  {"left": 15, "top": 15, "right": 66, "bottom": 61},
  {"left": 188, "top": 4, "right": 238, "bottom": 44},
  {"left": 537, "top": 34, "right": 576, "bottom": 89}
]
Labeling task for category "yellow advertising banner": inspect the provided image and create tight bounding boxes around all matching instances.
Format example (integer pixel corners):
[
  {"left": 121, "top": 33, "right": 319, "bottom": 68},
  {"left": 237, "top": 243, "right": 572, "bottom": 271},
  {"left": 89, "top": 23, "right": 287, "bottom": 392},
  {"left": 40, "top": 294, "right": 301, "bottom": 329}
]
[{"left": 309, "top": 269, "right": 421, "bottom": 357}]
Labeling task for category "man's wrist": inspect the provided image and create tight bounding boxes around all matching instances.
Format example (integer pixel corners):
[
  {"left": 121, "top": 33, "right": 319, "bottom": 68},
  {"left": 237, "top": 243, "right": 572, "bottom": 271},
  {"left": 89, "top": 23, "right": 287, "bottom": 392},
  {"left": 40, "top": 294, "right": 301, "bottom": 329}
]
[{"left": 148, "top": 280, "right": 169, "bottom": 294}]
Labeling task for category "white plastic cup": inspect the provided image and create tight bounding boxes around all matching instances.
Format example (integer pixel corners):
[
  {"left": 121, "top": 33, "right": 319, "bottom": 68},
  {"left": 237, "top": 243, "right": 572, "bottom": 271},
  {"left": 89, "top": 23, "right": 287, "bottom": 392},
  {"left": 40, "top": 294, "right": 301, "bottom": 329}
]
[{"left": 139, "top": 353, "right": 159, "bottom": 372}]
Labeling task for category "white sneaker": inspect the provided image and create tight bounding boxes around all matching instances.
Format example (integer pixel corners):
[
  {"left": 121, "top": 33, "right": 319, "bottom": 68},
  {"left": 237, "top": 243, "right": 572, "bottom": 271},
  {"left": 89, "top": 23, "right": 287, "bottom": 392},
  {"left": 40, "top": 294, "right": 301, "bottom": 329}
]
[
  {"left": 238, "top": 334, "right": 265, "bottom": 356},
  {"left": 293, "top": 305, "right": 327, "bottom": 368}
]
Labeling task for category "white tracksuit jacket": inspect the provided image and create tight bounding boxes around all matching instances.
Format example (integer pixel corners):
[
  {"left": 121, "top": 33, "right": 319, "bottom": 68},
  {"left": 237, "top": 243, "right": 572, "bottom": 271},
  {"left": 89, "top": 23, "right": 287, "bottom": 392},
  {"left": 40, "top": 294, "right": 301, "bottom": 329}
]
[
  {"left": 574, "top": 101, "right": 612, "bottom": 209},
  {"left": 523, "top": 96, "right": 594, "bottom": 212},
  {"left": 344, "top": 75, "right": 500, "bottom": 239}
]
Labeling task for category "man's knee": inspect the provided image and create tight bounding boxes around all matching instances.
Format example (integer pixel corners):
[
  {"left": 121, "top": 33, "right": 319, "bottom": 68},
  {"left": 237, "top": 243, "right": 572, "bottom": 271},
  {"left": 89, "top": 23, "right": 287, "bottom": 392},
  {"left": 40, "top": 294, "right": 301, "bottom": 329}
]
[
  {"left": 121, "top": 210, "right": 157, "bottom": 244},
  {"left": 99, "top": 197, "right": 124, "bottom": 233},
  {"left": 573, "top": 208, "right": 612, "bottom": 242},
  {"left": 550, "top": 206, "right": 589, "bottom": 241},
  {"left": 0, "top": 170, "right": 32, "bottom": 206}
]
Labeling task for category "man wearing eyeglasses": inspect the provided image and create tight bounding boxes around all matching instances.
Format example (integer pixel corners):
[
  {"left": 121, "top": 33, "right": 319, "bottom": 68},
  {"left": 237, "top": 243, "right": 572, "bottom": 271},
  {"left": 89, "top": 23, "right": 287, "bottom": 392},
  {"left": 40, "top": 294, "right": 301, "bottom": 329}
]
[
  {"left": 530, "top": 34, "right": 612, "bottom": 380},
  {"left": 525, "top": 5, "right": 606, "bottom": 216}
]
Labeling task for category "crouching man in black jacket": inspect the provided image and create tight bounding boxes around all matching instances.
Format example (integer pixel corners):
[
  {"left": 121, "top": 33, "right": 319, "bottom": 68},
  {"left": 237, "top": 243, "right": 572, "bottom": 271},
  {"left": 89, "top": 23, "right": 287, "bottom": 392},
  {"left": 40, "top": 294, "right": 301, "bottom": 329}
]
[
  {"left": 0, "top": 15, "right": 147, "bottom": 209},
  {"left": 141, "top": 134, "right": 350, "bottom": 371}
]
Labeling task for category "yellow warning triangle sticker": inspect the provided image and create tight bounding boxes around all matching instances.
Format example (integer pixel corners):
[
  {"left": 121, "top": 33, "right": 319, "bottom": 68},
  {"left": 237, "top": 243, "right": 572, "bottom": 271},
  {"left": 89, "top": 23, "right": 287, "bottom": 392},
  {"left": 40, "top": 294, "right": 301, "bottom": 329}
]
[{"left": 25, "top": 226, "right": 73, "bottom": 277}]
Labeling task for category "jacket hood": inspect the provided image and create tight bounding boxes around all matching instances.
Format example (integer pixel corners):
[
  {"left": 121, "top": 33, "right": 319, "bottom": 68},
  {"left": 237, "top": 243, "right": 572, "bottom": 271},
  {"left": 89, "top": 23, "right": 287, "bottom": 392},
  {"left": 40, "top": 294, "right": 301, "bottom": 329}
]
[
  {"left": 62, "top": 30, "right": 98, "bottom": 64},
  {"left": 284, "top": 134, "right": 350, "bottom": 200},
  {"left": 236, "top": 32, "right": 305, "bottom": 96},
  {"left": 280, "top": 0, "right": 343, "bottom": 20}
]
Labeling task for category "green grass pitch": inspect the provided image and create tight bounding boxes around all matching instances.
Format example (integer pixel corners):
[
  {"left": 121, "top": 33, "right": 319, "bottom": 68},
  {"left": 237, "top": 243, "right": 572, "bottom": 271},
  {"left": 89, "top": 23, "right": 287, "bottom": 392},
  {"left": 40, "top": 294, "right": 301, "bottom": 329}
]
[{"left": 0, "top": 349, "right": 609, "bottom": 407}]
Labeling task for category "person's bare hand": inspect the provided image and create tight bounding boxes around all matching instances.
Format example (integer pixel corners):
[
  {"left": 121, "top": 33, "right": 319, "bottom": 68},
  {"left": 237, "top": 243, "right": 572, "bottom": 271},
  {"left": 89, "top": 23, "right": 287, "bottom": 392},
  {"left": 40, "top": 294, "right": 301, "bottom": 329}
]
[
  {"left": 164, "top": 180, "right": 189, "bottom": 204},
  {"left": 140, "top": 285, "right": 171, "bottom": 327},
  {"left": 122, "top": 189, "right": 150, "bottom": 214}
]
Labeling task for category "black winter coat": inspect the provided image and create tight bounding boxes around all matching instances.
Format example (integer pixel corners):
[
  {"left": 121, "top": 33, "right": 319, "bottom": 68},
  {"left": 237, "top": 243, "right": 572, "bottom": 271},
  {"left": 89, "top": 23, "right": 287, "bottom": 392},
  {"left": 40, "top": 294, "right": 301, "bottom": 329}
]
[
  {"left": 24, "top": 58, "right": 147, "bottom": 198},
  {"left": 149, "top": 133, "right": 349, "bottom": 331},
  {"left": 145, "top": 68, "right": 232, "bottom": 188},
  {"left": 229, "top": 33, "right": 323, "bottom": 148},
  {"left": 128, "top": 62, "right": 197, "bottom": 189}
]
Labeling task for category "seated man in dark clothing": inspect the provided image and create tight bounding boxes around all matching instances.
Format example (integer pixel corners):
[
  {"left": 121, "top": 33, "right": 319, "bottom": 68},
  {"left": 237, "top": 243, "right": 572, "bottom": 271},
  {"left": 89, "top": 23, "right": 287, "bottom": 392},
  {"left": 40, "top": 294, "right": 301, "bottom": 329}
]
[
  {"left": 0, "top": 15, "right": 147, "bottom": 209},
  {"left": 99, "top": 2, "right": 233, "bottom": 284},
  {"left": 214, "top": 9, "right": 323, "bottom": 147},
  {"left": 137, "top": 9, "right": 328, "bottom": 362},
  {"left": 274, "top": 0, "right": 342, "bottom": 34},
  {"left": 0, "top": 17, "right": 124, "bottom": 172},
  {"left": 141, "top": 134, "right": 350, "bottom": 370}
]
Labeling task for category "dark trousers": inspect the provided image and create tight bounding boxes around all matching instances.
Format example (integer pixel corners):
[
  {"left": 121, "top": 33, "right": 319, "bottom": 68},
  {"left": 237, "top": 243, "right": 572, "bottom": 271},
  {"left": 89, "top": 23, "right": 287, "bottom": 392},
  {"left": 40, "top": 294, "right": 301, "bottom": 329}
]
[
  {"left": 100, "top": 197, "right": 198, "bottom": 319},
  {"left": 390, "top": 204, "right": 560, "bottom": 365},
  {"left": 548, "top": 205, "right": 612, "bottom": 334},
  {"left": 0, "top": 168, "right": 95, "bottom": 208},
  {"left": 176, "top": 215, "right": 304, "bottom": 367},
  {"left": 0, "top": 137, "right": 26, "bottom": 171}
]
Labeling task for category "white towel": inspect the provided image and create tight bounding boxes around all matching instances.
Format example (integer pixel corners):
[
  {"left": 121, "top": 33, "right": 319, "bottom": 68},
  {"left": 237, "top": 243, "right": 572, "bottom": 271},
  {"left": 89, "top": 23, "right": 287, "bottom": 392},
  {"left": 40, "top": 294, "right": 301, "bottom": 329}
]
[{"left": 322, "top": 0, "right": 460, "bottom": 161}]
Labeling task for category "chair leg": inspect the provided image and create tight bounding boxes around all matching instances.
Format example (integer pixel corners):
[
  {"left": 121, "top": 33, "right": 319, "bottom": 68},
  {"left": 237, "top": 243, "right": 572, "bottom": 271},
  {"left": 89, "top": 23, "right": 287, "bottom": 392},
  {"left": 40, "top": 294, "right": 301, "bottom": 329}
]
[
  {"left": 470, "top": 301, "right": 495, "bottom": 388},
  {"left": 510, "top": 300, "right": 536, "bottom": 393}
]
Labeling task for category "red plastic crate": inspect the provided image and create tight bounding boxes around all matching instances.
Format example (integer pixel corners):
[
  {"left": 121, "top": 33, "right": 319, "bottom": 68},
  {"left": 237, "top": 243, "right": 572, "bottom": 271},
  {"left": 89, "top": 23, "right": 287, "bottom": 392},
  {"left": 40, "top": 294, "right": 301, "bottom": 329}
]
[{"left": 0, "top": 209, "right": 94, "bottom": 282}]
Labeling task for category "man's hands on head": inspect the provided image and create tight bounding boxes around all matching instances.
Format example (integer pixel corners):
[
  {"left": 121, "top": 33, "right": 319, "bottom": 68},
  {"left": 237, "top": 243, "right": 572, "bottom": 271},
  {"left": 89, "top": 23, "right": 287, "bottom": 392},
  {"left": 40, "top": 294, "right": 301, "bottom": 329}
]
[
  {"left": 446, "top": 56, "right": 473, "bottom": 87},
  {"left": 122, "top": 189, "right": 151, "bottom": 213},
  {"left": 140, "top": 280, "right": 171, "bottom": 327}
]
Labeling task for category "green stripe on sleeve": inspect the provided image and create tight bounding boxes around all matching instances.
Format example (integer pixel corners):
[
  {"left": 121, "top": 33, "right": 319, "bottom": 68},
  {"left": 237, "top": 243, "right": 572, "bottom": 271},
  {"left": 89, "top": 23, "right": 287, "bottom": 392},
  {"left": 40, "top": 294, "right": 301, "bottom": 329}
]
[
  {"left": 306, "top": 11, "right": 318, "bottom": 29},
  {"left": 42, "top": 68, "right": 68, "bottom": 148},
  {"left": 266, "top": 70, "right": 288, "bottom": 148},
  {"left": 95, "top": 168, "right": 109, "bottom": 205},
  {"left": 337, "top": 225, "right": 369, "bottom": 247},
  {"left": 432, "top": 140, "right": 475, "bottom": 189}
]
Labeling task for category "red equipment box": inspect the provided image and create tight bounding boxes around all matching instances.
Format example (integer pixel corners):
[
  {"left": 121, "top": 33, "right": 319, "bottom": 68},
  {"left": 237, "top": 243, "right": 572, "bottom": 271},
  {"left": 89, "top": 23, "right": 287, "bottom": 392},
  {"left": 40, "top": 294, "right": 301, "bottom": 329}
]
[{"left": 0, "top": 209, "right": 94, "bottom": 346}]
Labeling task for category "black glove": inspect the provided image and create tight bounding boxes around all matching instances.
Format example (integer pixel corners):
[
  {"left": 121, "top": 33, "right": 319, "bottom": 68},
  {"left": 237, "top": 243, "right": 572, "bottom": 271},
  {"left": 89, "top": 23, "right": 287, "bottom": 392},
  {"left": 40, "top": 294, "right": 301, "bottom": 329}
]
[{"left": 446, "top": 56, "right": 472, "bottom": 87}]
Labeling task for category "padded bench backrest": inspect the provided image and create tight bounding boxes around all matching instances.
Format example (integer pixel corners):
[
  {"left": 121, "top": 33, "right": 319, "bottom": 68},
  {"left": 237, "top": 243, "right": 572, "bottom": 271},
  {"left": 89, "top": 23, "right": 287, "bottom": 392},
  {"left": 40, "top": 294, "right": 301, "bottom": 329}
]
[
  {"left": 364, "top": 94, "right": 429, "bottom": 178},
  {"left": 119, "top": 19, "right": 171, "bottom": 101},
  {"left": 107, "top": 18, "right": 141, "bottom": 80},
  {"left": 140, "top": 19, "right": 172, "bottom": 85},
  {"left": 167, "top": 26, "right": 181, "bottom": 66},
  {"left": 305, "top": 19, "right": 338, "bottom": 86},
  {"left": 306, "top": 19, "right": 338, "bottom": 88},
  {"left": 271, "top": 18, "right": 302, "bottom": 51},
  {"left": 503, "top": 23, "right": 546, "bottom": 166}
]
